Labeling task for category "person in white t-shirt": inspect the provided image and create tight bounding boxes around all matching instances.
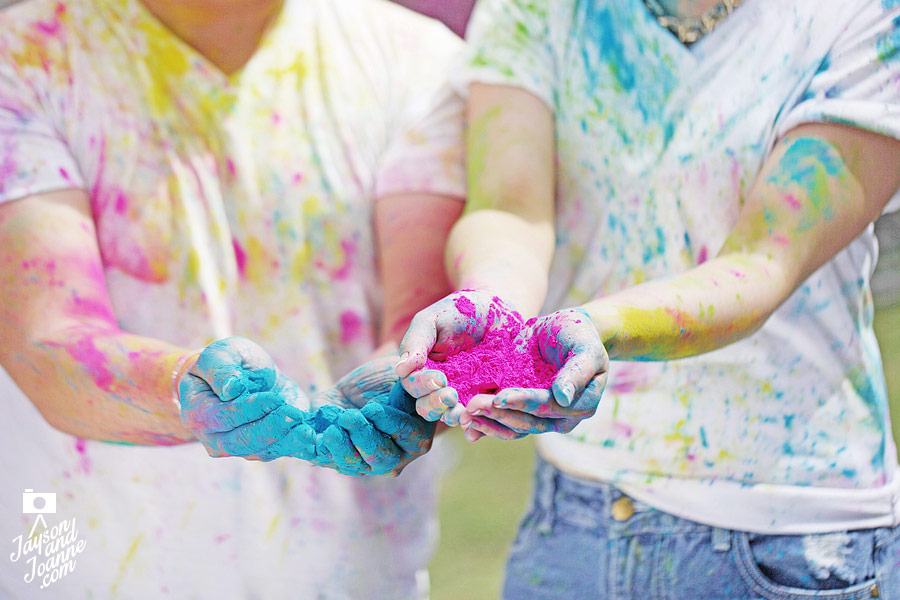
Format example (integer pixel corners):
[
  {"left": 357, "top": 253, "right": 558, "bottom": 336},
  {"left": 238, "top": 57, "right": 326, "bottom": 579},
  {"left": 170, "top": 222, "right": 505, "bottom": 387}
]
[
  {"left": 398, "top": 0, "right": 900, "bottom": 597},
  {"left": 0, "top": 0, "right": 465, "bottom": 598}
]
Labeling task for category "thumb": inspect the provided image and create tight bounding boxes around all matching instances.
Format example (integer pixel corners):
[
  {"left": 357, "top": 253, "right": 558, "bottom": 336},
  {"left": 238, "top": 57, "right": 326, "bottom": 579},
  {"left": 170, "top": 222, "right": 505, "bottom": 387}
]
[
  {"left": 551, "top": 347, "right": 607, "bottom": 408},
  {"left": 396, "top": 310, "right": 439, "bottom": 378},
  {"left": 192, "top": 337, "right": 277, "bottom": 401}
]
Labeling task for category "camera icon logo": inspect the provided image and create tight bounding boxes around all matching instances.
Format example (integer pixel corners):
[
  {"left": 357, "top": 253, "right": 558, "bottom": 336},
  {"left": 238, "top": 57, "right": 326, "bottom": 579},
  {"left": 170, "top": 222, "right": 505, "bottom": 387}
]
[{"left": 22, "top": 489, "right": 57, "bottom": 515}]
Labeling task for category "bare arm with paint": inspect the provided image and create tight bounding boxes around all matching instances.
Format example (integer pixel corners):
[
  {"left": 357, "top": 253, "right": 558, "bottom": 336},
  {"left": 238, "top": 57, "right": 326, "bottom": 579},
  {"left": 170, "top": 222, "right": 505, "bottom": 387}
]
[
  {"left": 583, "top": 123, "right": 900, "bottom": 361},
  {"left": 397, "top": 84, "right": 608, "bottom": 436},
  {"left": 444, "top": 83, "right": 555, "bottom": 317},
  {"left": 0, "top": 189, "right": 195, "bottom": 444}
]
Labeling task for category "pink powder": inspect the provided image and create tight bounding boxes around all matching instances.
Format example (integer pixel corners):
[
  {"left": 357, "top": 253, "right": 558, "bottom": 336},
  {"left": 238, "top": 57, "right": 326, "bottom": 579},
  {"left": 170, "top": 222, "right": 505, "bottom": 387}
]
[{"left": 425, "top": 299, "right": 558, "bottom": 405}]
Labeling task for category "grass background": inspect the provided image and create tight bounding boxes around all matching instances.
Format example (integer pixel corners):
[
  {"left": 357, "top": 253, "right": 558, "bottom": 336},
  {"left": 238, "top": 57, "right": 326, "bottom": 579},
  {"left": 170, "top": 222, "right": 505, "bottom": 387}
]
[{"left": 428, "top": 303, "right": 900, "bottom": 600}]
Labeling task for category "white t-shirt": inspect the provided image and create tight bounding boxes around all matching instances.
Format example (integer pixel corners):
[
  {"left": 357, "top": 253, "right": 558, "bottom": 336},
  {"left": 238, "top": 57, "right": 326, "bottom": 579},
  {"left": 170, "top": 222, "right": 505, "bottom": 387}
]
[
  {"left": 0, "top": 0, "right": 464, "bottom": 597},
  {"left": 459, "top": 0, "right": 900, "bottom": 534}
]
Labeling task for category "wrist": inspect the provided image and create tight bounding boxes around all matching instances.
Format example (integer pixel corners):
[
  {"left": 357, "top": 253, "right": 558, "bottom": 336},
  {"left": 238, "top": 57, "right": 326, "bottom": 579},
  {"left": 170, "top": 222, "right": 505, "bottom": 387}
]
[
  {"left": 170, "top": 350, "right": 201, "bottom": 411},
  {"left": 582, "top": 302, "right": 621, "bottom": 359}
]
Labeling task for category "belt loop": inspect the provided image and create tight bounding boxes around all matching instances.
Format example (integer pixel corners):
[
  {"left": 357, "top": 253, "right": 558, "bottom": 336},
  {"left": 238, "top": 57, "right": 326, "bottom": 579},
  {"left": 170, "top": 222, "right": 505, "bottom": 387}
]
[
  {"left": 534, "top": 460, "right": 557, "bottom": 535},
  {"left": 712, "top": 527, "right": 731, "bottom": 552}
]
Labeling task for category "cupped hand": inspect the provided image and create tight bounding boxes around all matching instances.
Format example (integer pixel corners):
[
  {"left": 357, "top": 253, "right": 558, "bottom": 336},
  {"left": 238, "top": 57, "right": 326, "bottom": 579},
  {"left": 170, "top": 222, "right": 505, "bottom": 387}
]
[
  {"left": 395, "top": 290, "right": 519, "bottom": 426},
  {"left": 459, "top": 308, "right": 609, "bottom": 442},
  {"left": 178, "top": 336, "right": 317, "bottom": 460}
]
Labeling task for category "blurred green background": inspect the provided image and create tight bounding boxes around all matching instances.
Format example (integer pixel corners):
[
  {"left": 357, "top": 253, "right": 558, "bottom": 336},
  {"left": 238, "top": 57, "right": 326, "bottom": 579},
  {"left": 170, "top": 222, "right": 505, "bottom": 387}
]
[{"left": 428, "top": 302, "right": 900, "bottom": 600}]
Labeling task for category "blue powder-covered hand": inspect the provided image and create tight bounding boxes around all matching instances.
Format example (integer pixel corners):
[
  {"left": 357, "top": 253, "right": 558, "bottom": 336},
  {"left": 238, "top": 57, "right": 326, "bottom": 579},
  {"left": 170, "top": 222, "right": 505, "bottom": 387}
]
[
  {"left": 311, "top": 362, "right": 435, "bottom": 476},
  {"left": 178, "top": 337, "right": 318, "bottom": 460},
  {"left": 180, "top": 342, "right": 434, "bottom": 474}
]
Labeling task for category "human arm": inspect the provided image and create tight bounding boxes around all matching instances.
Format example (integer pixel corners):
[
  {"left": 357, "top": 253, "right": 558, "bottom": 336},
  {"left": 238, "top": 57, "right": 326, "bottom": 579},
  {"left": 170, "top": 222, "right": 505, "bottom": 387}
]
[
  {"left": 0, "top": 189, "right": 195, "bottom": 444},
  {"left": 394, "top": 83, "right": 556, "bottom": 391},
  {"left": 581, "top": 123, "right": 900, "bottom": 361},
  {"left": 311, "top": 192, "right": 461, "bottom": 474},
  {"left": 397, "top": 84, "right": 608, "bottom": 432}
]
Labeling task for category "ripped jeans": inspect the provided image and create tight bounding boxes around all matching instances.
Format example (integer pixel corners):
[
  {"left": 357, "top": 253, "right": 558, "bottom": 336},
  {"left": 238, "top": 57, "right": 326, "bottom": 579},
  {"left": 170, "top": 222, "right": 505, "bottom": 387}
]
[{"left": 503, "top": 458, "right": 900, "bottom": 600}]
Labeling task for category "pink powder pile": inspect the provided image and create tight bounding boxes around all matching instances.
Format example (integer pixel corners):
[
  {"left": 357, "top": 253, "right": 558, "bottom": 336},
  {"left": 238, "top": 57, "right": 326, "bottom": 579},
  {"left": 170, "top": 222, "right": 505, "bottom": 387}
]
[{"left": 425, "top": 296, "right": 558, "bottom": 405}]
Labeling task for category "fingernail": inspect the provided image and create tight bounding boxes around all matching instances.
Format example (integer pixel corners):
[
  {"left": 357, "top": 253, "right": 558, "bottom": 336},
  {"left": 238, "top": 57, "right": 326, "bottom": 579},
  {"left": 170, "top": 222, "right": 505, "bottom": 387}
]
[
  {"left": 397, "top": 352, "right": 409, "bottom": 366},
  {"left": 470, "top": 409, "right": 484, "bottom": 416},
  {"left": 428, "top": 378, "right": 442, "bottom": 392},
  {"left": 464, "top": 428, "right": 478, "bottom": 443},
  {"left": 440, "top": 394, "right": 456, "bottom": 408}
]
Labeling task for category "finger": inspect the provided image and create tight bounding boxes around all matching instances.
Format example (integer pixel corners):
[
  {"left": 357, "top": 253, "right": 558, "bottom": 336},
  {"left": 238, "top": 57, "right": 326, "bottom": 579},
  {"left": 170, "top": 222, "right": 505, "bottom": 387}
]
[
  {"left": 192, "top": 337, "right": 277, "bottom": 401},
  {"left": 551, "top": 346, "right": 607, "bottom": 407},
  {"left": 362, "top": 403, "right": 434, "bottom": 454},
  {"left": 400, "top": 369, "right": 449, "bottom": 398},
  {"left": 414, "top": 386, "right": 458, "bottom": 422},
  {"left": 257, "top": 420, "right": 317, "bottom": 461},
  {"left": 568, "top": 370, "right": 609, "bottom": 414},
  {"left": 396, "top": 310, "right": 439, "bottom": 377},
  {"left": 385, "top": 380, "right": 417, "bottom": 414},
  {"left": 333, "top": 356, "right": 399, "bottom": 407},
  {"left": 177, "top": 371, "right": 214, "bottom": 412},
  {"left": 467, "top": 416, "right": 528, "bottom": 440},
  {"left": 338, "top": 410, "right": 401, "bottom": 474},
  {"left": 184, "top": 383, "right": 284, "bottom": 433},
  {"left": 211, "top": 404, "right": 305, "bottom": 456},
  {"left": 323, "top": 424, "right": 368, "bottom": 473},
  {"left": 492, "top": 388, "right": 557, "bottom": 416},
  {"left": 462, "top": 425, "right": 485, "bottom": 443},
  {"left": 472, "top": 405, "right": 561, "bottom": 435}
]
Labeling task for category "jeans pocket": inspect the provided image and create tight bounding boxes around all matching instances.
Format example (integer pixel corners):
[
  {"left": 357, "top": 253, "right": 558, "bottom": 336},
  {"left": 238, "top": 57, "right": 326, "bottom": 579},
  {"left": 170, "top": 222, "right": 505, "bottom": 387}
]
[
  {"left": 508, "top": 506, "right": 543, "bottom": 557},
  {"left": 733, "top": 531, "right": 881, "bottom": 600}
]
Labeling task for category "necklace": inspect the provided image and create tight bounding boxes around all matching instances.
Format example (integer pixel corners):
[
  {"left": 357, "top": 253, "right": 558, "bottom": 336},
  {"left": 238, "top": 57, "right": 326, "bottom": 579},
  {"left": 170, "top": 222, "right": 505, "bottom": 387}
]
[{"left": 643, "top": 0, "right": 742, "bottom": 46}]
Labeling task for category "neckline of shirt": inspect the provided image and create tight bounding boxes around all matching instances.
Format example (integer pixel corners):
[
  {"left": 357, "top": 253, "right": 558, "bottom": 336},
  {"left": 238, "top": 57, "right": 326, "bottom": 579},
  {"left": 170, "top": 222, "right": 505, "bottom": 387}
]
[{"left": 95, "top": 0, "right": 295, "bottom": 88}]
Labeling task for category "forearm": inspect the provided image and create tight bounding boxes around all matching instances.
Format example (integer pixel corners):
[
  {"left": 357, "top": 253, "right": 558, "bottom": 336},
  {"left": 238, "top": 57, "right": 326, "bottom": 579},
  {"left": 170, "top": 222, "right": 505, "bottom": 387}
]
[
  {"left": 583, "top": 253, "right": 784, "bottom": 360},
  {"left": 584, "top": 124, "right": 900, "bottom": 362},
  {"left": 4, "top": 323, "right": 196, "bottom": 444},
  {"left": 0, "top": 189, "right": 196, "bottom": 444},
  {"left": 446, "top": 209, "right": 553, "bottom": 317},
  {"left": 451, "top": 83, "right": 556, "bottom": 317}
]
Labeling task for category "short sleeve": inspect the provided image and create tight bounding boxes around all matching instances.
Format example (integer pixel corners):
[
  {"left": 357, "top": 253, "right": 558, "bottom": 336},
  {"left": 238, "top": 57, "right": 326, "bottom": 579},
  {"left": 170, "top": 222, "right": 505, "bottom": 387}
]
[
  {"left": 373, "top": 12, "right": 466, "bottom": 201},
  {"left": 0, "top": 61, "right": 85, "bottom": 203},
  {"left": 450, "top": 0, "right": 556, "bottom": 109},
  {"left": 775, "top": 0, "right": 900, "bottom": 213}
]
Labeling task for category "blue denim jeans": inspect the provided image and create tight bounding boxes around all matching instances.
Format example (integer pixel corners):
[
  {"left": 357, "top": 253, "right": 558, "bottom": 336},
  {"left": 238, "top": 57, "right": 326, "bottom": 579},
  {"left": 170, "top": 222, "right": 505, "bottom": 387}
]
[{"left": 503, "top": 458, "right": 900, "bottom": 600}]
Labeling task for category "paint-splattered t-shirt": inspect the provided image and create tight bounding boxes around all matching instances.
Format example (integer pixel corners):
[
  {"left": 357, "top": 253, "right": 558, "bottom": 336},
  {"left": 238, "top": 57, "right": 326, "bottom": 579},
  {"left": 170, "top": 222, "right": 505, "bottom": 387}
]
[
  {"left": 459, "top": 0, "right": 900, "bottom": 533},
  {"left": 0, "top": 0, "right": 463, "bottom": 597}
]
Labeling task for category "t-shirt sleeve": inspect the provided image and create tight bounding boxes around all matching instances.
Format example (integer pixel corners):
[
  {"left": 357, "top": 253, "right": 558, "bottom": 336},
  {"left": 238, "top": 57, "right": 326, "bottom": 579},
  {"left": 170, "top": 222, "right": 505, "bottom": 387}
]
[
  {"left": 450, "top": 0, "right": 556, "bottom": 109},
  {"left": 775, "top": 0, "right": 900, "bottom": 213},
  {"left": 373, "top": 12, "right": 466, "bottom": 201},
  {"left": 0, "top": 60, "right": 85, "bottom": 204}
]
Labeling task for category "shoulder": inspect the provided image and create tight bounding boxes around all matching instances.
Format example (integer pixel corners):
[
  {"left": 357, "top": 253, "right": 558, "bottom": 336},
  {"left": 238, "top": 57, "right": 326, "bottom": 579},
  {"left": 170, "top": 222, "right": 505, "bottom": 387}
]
[{"left": 0, "top": 0, "right": 92, "bottom": 82}]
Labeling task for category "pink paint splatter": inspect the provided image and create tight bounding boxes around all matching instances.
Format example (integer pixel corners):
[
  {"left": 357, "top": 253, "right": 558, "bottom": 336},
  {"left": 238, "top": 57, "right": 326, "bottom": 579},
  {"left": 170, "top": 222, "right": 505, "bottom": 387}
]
[
  {"left": 63, "top": 335, "right": 115, "bottom": 392},
  {"left": 232, "top": 238, "right": 247, "bottom": 277},
  {"left": 612, "top": 421, "right": 633, "bottom": 437},
  {"left": 339, "top": 310, "right": 363, "bottom": 343},
  {"left": 74, "top": 437, "right": 91, "bottom": 474},
  {"left": 784, "top": 194, "right": 802, "bottom": 210},
  {"left": 425, "top": 300, "right": 557, "bottom": 405},
  {"left": 113, "top": 190, "right": 128, "bottom": 215},
  {"left": 697, "top": 245, "right": 708, "bottom": 264},
  {"left": 34, "top": 3, "right": 66, "bottom": 36},
  {"left": 333, "top": 239, "right": 356, "bottom": 280}
]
